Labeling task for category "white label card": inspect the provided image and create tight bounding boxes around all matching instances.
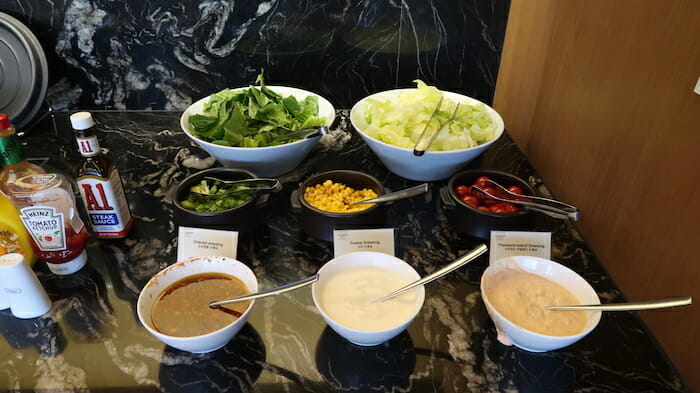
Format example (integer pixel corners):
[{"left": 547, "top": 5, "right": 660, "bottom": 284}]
[
  {"left": 333, "top": 228, "right": 395, "bottom": 257},
  {"left": 489, "top": 231, "right": 551, "bottom": 265},
  {"left": 177, "top": 226, "right": 238, "bottom": 262}
]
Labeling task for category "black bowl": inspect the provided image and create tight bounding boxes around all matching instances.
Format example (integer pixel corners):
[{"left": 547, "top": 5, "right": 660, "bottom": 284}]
[
  {"left": 172, "top": 168, "right": 269, "bottom": 232},
  {"left": 291, "top": 170, "right": 388, "bottom": 242},
  {"left": 440, "top": 169, "right": 535, "bottom": 239}
]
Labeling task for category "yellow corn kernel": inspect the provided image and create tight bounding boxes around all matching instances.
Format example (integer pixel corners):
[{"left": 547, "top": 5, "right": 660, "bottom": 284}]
[{"left": 303, "top": 180, "right": 378, "bottom": 213}]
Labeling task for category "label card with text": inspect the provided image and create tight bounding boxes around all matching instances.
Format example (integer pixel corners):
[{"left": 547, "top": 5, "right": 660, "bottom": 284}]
[
  {"left": 489, "top": 231, "right": 551, "bottom": 265},
  {"left": 333, "top": 228, "right": 395, "bottom": 257},
  {"left": 177, "top": 226, "right": 238, "bottom": 262}
]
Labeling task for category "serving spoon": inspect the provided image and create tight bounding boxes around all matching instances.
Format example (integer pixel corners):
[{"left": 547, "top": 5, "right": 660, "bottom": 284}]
[
  {"left": 546, "top": 296, "right": 692, "bottom": 311},
  {"left": 373, "top": 243, "right": 487, "bottom": 302},
  {"left": 208, "top": 243, "right": 488, "bottom": 307},
  {"left": 350, "top": 183, "right": 430, "bottom": 205}
]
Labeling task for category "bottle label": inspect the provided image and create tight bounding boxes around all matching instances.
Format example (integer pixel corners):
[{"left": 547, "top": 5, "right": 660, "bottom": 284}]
[
  {"left": 76, "top": 136, "right": 100, "bottom": 157},
  {"left": 77, "top": 169, "right": 132, "bottom": 237},
  {"left": 0, "top": 225, "right": 26, "bottom": 256},
  {"left": 0, "top": 135, "right": 26, "bottom": 165},
  {"left": 18, "top": 206, "right": 67, "bottom": 251}
]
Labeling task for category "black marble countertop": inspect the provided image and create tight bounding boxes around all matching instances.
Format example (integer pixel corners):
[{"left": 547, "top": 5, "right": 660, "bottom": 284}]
[{"left": 0, "top": 111, "right": 688, "bottom": 392}]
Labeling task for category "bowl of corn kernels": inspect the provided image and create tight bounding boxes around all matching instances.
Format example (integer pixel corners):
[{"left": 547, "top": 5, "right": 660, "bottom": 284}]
[{"left": 290, "top": 170, "right": 389, "bottom": 241}]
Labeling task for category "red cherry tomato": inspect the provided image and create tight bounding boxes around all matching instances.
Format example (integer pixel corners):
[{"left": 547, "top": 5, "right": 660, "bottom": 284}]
[
  {"left": 484, "top": 199, "right": 499, "bottom": 206},
  {"left": 503, "top": 203, "right": 519, "bottom": 213},
  {"left": 482, "top": 186, "right": 497, "bottom": 196},
  {"left": 489, "top": 203, "right": 509, "bottom": 214},
  {"left": 461, "top": 195, "right": 479, "bottom": 207},
  {"left": 475, "top": 176, "right": 490, "bottom": 188},
  {"left": 455, "top": 185, "right": 470, "bottom": 198},
  {"left": 507, "top": 186, "right": 523, "bottom": 195}
]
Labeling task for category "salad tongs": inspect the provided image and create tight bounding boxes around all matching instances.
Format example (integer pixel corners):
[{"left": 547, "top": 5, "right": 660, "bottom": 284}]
[
  {"left": 192, "top": 178, "right": 282, "bottom": 197},
  {"left": 413, "top": 97, "right": 445, "bottom": 156},
  {"left": 472, "top": 179, "right": 580, "bottom": 220}
]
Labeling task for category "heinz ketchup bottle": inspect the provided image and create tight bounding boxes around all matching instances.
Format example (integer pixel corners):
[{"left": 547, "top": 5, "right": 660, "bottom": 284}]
[
  {"left": 6, "top": 173, "right": 89, "bottom": 275},
  {"left": 70, "top": 112, "right": 133, "bottom": 239}
]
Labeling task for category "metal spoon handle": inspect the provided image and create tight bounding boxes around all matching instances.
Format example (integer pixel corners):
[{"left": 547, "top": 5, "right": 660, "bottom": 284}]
[
  {"left": 375, "top": 243, "right": 488, "bottom": 303},
  {"left": 546, "top": 296, "right": 692, "bottom": 311},
  {"left": 353, "top": 183, "right": 430, "bottom": 205},
  {"left": 209, "top": 274, "right": 319, "bottom": 307}
]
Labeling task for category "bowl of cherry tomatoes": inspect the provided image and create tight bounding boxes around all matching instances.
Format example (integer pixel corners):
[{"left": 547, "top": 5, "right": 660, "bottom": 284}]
[{"left": 439, "top": 170, "right": 535, "bottom": 238}]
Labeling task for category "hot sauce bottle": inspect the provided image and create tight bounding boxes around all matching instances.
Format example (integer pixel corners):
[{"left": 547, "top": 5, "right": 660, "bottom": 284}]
[
  {"left": 6, "top": 173, "right": 89, "bottom": 275},
  {"left": 70, "top": 112, "right": 133, "bottom": 239}
]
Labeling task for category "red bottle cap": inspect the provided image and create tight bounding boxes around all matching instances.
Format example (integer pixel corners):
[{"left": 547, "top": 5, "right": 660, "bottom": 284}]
[{"left": 0, "top": 114, "right": 10, "bottom": 130}]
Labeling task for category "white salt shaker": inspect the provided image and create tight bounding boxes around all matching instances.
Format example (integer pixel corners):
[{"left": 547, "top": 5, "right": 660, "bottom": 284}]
[{"left": 0, "top": 253, "right": 52, "bottom": 318}]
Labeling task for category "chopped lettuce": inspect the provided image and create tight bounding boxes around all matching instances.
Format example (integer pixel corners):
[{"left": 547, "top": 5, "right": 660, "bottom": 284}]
[
  {"left": 187, "top": 72, "right": 326, "bottom": 147},
  {"left": 360, "top": 80, "right": 496, "bottom": 151}
]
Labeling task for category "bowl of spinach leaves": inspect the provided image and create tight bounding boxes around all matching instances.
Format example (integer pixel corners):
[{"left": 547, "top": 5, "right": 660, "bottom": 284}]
[{"left": 180, "top": 74, "right": 335, "bottom": 177}]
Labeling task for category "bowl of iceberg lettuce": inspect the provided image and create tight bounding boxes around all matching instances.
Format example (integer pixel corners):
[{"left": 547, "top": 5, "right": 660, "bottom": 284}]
[
  {"left": 180, "top": 79, "right": 335, "bottom": 177},
  {"left": 350, "top": 81, "right": 504, "bottom": 181}
]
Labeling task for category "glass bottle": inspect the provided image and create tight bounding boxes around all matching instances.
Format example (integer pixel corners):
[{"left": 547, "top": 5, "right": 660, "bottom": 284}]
[
  {"left": 70, "top": 112, "right": 133, "bottom": 239},
  {"left": 0, "top": 113, "right": 45, "bottom": 195},
  {"left": 6, "top": 173, "right": 89, "bottom": 275}
]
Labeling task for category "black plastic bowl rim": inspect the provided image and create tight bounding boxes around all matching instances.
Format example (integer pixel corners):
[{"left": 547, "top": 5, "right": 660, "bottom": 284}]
[
  {"left": 298, "top": 170, "right": 386, "bottom": 217},
  {"left": 447, "top": 169, "right": 534, "bottom": 218},
  {"left": 173, "top": 168, "right": 259, "bottom": 216}
]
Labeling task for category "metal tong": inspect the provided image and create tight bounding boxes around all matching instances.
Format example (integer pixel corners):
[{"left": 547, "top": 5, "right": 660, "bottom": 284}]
[
  {"left": 192, "top": 177, "right": 282, "bottom": 197},
  {"left": 414, "top": 97, "right": 458, "bottom": 156},
  {"left": 271, "top": 126, "right": 328, "bottom": 142},
  {"left": 472, "top": 179, "right": 579, "bottom": 220}
]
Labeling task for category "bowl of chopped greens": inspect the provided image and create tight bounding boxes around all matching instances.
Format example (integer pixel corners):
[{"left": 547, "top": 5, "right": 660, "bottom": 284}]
[
  {"left": 349, "top": 81, "right": 504, "bottom": 181},
  {"left": 172, "top": 168, "right": 277, "bottom": 231},
  {"left": 180, "top": 75, "right": 336, "bottom": 177}
]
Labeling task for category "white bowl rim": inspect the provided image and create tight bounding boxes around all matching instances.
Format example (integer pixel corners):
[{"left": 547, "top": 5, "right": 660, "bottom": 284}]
[
  {"left": 311, "top": 251, "right": 425, "bottom": 335},
  {"left": 137, "top": 256, "right": 258, "bottom": 342},
  {"left": 349, "top": 88, "right": 505, "bottom": 155},
  {"left": 480, "top": 255, "right": 601, "bottom": 340},
  {"left": 180, "top": 85, "right": 336, "bottom": 151}
]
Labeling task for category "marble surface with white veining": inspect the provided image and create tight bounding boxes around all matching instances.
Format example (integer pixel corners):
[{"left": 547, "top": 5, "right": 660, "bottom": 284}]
[
  {"left": 1, "top": 0, "right": 508, "bottom": 114},
  {"left": 0, "top": 110, "right": 689, "bottom": 392}
]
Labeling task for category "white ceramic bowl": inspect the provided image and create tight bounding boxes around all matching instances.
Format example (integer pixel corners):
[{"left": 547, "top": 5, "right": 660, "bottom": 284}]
[
  {"left": 311, "top": 251, "right": 425, "bottom": 346},
  {"left": 350, "top": 89, "right": 504, "bottom": 181},
  {"left": 480, "top": 256, "right": 601, "bottom": 352},
  {"left": 137, "top": 256, "right": 258, "bottom": 353},
  {"left": 180, "top": 86, "right": 336, "bottom": 177}
]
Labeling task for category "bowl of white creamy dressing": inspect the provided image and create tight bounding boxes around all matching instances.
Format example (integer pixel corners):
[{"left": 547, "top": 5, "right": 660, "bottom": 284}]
[
  {"left": 481, "top": 256, "right": 601, "bottom": 352},
  {"left": 312, "top": 251, "right": 424, "bottom": 346}
]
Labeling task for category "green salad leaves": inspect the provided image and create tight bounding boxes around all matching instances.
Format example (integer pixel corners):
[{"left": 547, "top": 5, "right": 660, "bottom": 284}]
[
  {"left": 359, "top": 80, "right": 496, "bottom": 151},
  {"left": 188, "top": 73, "right": 326, "bottom": 147}
]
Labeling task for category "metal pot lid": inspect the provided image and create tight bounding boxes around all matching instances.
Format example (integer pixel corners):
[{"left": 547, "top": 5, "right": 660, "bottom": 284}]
[{"left": 0, "top": 12, "right": 48, "bottom": 130}]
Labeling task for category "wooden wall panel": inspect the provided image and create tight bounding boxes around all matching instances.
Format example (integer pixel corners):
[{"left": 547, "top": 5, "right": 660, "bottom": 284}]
[{"left": 494, "top": 0, "right": 700, "bottom": 390}]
